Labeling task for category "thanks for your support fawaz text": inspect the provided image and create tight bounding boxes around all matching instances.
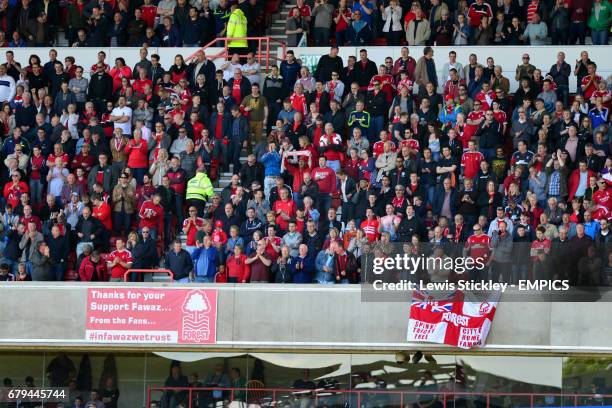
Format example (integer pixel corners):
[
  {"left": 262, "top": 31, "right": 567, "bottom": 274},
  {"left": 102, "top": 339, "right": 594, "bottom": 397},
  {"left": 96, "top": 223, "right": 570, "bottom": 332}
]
[{"left": 372, "top": 254, "right": 486, "bottom": 276}]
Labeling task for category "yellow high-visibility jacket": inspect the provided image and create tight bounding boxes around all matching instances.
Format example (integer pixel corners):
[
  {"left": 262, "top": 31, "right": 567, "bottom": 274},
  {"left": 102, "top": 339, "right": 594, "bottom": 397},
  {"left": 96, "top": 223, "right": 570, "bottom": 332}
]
[
  {"left": 227, "top": 8, "right": 248, "bottom": 48},
  {"left": 186, "top": 172, "right": 214, "bottom": 202}
]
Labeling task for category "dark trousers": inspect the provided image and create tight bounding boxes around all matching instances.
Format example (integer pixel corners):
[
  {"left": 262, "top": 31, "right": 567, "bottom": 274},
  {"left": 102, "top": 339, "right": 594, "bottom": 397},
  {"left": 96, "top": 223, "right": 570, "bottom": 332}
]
[
  {"left": 340, "top": 201, "right": 354, "bottom": 225},
  {"left": 163, "top": 211, "right": 173, "bottom": 246},
  {"left": 113, "top": 211, "right": 132, "bottom": 237},
  {"left": 550, "top": 29, "right": 568, "bottom": 45},
  {"left": 228, "top": 139, "right": 243, "bottom": 174},
  {"left": 51, "top": 263, "right": 66, "bottom": 281},
  {"left": 132, "top": 167, "right": 147, "bottom": 185},
  {"left": 313, "top": 27, "right": 330, "bottom": 46},
  {"left": 556, "top": 85, "right": 569, "bottom": 107},
  {"left": 385, "top": 30, "right": 403, "bottom": 45},
  {"left": 335, "top": 30, "right": 348, "bottom": 46},
  {"left": 175, "top": 194, "right": 185, "bottom": 233},
  {"left": 569, "top": 21, "right": 586, "bottom": 44}
]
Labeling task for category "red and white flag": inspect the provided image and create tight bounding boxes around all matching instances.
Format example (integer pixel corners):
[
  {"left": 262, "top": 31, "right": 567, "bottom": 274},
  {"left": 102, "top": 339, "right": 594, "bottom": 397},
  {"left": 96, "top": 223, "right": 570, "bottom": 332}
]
[{"left": 407, "top": 290, "right": 499, "bottom": 349}]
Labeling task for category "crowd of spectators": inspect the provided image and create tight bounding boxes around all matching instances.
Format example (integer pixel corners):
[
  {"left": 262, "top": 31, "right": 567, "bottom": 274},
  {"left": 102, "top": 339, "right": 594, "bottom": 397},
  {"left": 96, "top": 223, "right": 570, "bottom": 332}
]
[
  {"left": 0, "top": 44, "right": 610, "bottom": 286},
  {"left": 284, "top": 0, "right": 611, "bottom": 47},
  {"left": 0, "top": 0, "right": 265, "bottom": 48}
]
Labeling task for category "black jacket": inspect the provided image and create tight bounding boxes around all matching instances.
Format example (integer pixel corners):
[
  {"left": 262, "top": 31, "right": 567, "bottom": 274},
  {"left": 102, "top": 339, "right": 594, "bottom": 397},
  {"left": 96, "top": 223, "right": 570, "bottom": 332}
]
[
  {"left": 315, "top": 54, "right": 344, "bottom": 83},
  {"left": 397, "top": 215, "right": 425, "bottom": 241},
  {"left": 476, "top": 120, "right": 502, "bottom": 148},
  {"left": 365, "top": 91, "right": 388, "bottom": 117},
  {"left": 353, "top": 59, "right": 378, "bottom": 88},
  {"left": 188, "top": 60, "right": 216, "bottom": 85},
  {"left": 164, "top": 249, "right": 193, "bottom": 280},
  {"left": 46, "top": 234, "right": 70, "bottom": 265},
  {"left": 239, "top": 162, "right": 265, "bottom": 188},
  {"left": 88, "top": 72, "right": 113, "bottom": 101},
  {"left": 131, "top": 238, "right": 158, "bottom": 269}
]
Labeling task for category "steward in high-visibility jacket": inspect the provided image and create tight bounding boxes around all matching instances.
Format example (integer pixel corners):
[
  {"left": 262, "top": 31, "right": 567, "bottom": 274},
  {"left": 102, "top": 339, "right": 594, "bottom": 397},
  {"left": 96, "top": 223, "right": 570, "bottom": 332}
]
[
  {"left": 227, "top": 5, "right": 248, "bottom": 48},
  {"left": 186, "top": 170, "right": 214, "bottom": 215}
]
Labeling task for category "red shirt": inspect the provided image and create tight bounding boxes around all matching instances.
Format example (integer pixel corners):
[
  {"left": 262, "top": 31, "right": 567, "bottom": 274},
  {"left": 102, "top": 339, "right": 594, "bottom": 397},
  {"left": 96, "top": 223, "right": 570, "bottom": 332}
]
[
  {"left": 92, "top": 201, "right": 112, "bottom": 231},
  {"left": 581, "top": 75, "right": 602, "bottom": 99},
  {"left": 30, "top": 155, "right": 44, "bottom": 180},
  {"left": 461, "top": 151, "right": 484, "bottom": 180},
  {"left": 288, "top": 4, "right": 311, "bottom": 17},
  {"left": 464, "top": 110, "right": 484, "bottom": 142},
  {"left": 593, "top": 188, "right": 612, "bottom": 211},
  {"left": 108, "top": 249, "right": 133, "bottom": 279},
  {"left": 226, "top": 254, "right": 250, "bottom": 282},
  {"left": 492, "top": 110, "right": 507, "bottom": 126},
  {"left": 183, "top": 217, "right": 204, "bottom": 246},
  {"left": 47, "top": 152, "right": 70, "bottom": 166},
  {"left": 132, "top": 78, "right": 153, "bottom": 95},
  {"left": 138, "top": 200, "right": 164, "bottom": 231},
  {"left": 265, "top": 236, "right": 282, "bottom": 261},
  {"left": 109, "top": 66, "right": 133, "bottom": 92},
  {"left": 373, "top": 140, "right": 396, "bottom": 158},
  {"left": 368, "top": 74, "right": 395, "bottom": 104},
  {"left": 140, "top": 4, "right": 157, "bottom": 27},
  {"left": 212, "top": 228, "right": 228, "bottom": 246},
  {"left": 530, "top": 238, "right": 551, "bottom": 261},
  {"left": 311, "top": 166, "right": 336, "bottom": 194},
  {"left": 465, "top": 234, "right": 491, "bottom": 261},
  {"left": 474, "top": 90, "right": 496, "bottom": 111},
  {"left": 273, "top": 199, "right": 297, "bottom": 231},
  {"left": 125, "top": 139, "right": 150, "bottom": 168},
  {"left": 319, "top": 133, "right": 344, "bottom": 162},
  {"left": 333, "top": 8, "right": 351, "bottom": 32},
  {"left": 3, "top": 182, "right": 28, "bottom": 208},
  {"left": 290, "top": 92, "right": 307, "bottom": 116},
  {"left": 360, "top": 219, "right": 380, "bottom": 242},
  {"left": 232, "top": 78, "right": 242, "bottom": 102}
]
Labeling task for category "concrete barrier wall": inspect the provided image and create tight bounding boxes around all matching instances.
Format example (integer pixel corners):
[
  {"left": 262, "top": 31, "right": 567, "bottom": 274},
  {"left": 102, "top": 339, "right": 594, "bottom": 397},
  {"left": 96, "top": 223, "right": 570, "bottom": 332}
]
[{"left": 1, "top": 283, "right": 612, "bottom": 354}]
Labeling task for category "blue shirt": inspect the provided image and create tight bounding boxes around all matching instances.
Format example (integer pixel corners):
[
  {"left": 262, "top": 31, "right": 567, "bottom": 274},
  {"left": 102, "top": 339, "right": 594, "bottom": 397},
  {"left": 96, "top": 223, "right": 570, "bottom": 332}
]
[
  {"left": 260, "top": 151, "right": 281, "bottom": 177},
  {"left": 583, "top": 221, "right": 601, "bottom": 240},
  {"left": 192, "top": 246, "right": 218, "bottom": 279},
  {"left": 352, "top": 2, "right": 374, "bottom": 25},
  {"left": 576, "top": 171, "right": 588, "bottom": 197}
]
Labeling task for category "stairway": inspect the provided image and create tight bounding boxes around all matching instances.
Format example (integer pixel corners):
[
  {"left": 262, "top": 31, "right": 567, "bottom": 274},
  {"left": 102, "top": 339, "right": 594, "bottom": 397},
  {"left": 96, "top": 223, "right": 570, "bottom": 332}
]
[{"left": 267, "top": 0, "right": 295, "bottom": 45}]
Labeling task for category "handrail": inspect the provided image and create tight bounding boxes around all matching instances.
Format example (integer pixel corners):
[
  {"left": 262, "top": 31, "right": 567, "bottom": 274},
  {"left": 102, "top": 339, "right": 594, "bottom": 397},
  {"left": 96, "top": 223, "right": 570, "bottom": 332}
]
[
  {"left": 148, "top": 385, "right": 612, "bottom": 408},
  {"left": 123, "top": 268, "right": 174, "bottom": 282},
  {"left": 149, "top": 386, "right": 612, "bottom": 397},
  {"left": 184, "top": 37, "right": 287, "bottom": 73}
]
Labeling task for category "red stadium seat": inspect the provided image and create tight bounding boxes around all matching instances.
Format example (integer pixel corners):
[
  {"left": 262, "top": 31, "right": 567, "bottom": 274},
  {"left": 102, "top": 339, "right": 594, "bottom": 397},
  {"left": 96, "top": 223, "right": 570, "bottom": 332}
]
[
  {"left": 373, "top": 37, "right": 388, "bottom": 46},
  {"left": 64, "top": 270, "right": 78, "bottom": 281}
]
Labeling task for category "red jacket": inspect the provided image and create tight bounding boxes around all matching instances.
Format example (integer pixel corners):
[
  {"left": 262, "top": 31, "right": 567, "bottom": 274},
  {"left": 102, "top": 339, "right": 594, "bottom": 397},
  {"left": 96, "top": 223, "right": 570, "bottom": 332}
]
[
  {"left": 311, "top": 166, "right": 336, "bottom": 194},
  {"left": 226, "top": 254, "right": 250, "bottom": 282},
  {"left": 4, "top": 181, "right": 28, "bottom": 208},
  {"left": 568, "top": 169, "right": 596, "bottom": 201},
  {"left": 138, "top": 200, "right": 164, "bottom": 231},
  {"left": 167, "top": 167, "right": 187, "bottom": 194},
  {"left": 125, "top": 139, "right": 150, "bottom": 168},
  {"left": 79, "top": 256, "right": 108, "bottom": 282},
  {"left": 92, "top": 201, "right": 112, "bottom": 231}
]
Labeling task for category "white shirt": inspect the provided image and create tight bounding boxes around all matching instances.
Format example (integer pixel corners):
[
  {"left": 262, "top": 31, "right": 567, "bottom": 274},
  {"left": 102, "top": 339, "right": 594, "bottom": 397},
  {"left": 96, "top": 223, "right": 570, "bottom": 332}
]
[
  {"left": 139, "top": 125, "right": 152, "bottom": 143},
  {"left": 223, "top": 63, "right": 243, "bottom": 82},
  {"left": 111, "top": 106, "right": 133, "bottom": 135},
  {"left": 242, "top": 62, "right": 260, "bottom": 85},
  {"left": 0, "top": 74, "right": 16, "bottom": 103}
]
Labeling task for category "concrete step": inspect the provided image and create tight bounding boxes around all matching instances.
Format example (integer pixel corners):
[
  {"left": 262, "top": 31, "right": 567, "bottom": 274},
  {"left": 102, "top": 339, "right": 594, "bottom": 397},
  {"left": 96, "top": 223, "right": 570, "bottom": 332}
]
[{"left": 152, "top": 274, "right": 172, "bottom": 282}]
